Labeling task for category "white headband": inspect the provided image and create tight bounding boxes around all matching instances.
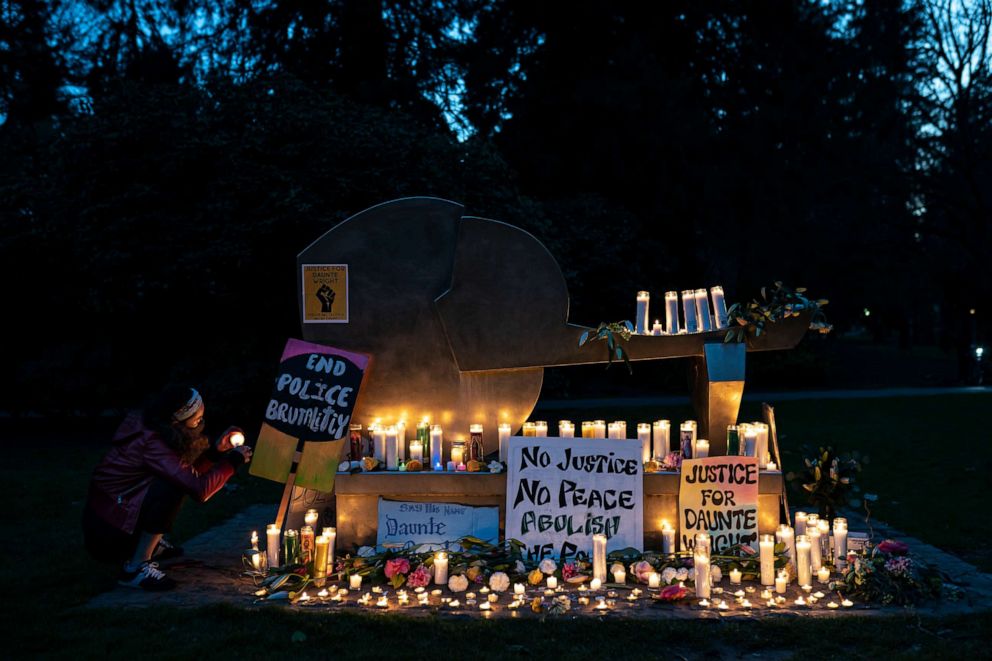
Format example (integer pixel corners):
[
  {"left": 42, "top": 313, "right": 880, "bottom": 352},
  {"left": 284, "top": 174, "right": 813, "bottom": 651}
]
[{"left": 172, "top": 389, "right": 204, "bottom": 422}]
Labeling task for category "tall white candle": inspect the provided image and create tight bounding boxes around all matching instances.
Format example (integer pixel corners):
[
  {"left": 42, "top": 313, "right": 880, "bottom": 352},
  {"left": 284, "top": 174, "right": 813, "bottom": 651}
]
[
  {"left": 694, "top": 288, "right": 713, "bottom": 331},
  {"left": 833, "top": 518, "right": 848, "bottom": 570},
  {"left": 434, "top": 551, "right": 448, "bottom": 585},
  {"left": 522, "top": 422, "right": 536, "bottom": 437},
  {"left": 638, "top": 423, "right": 652, "bottom": 463},
  {"left": 372, "top": 425, "right": 386, "bottom": 462},
  {"left": 608, "top": 422, "right": 621, "bottom": 440},
  {"left": 409, "top": 439, "right": 424, "bottom": 463},
  {"left": 743, "top": 424, "right": 758, "bottom": 458},
  {"left": 817, "top": 519, "right": 830, "bottom": 561},
  {"left": 795, "top": 512, "right": 808, "bottom": 537},
  {"left": 592, "top": 534, "right": 608, "bottom": 582},
  {"left": 808, "top": 526, "right": 822, "bottom": 572},
  {"left": 593, "top": 420, "right": 606, "bottom": 438},
  {"left": 681, "top": 290, "right": 698, "bottom": 332},
  {"left": 776, "top": 524, "right": 796, "bottom": 566},
  {"left": 397, "top": 422, "right": 406, "bottom": 462},
  {"left": 653, "top": 420, "right": 671, "bottom": 457},
  {"left": 618, "top": 421, "right": 627, "bottom": 438},
  {"left": 759, "top": 534, "right": 775, "bottom": 586},
  {"left": 266, "top": 523, "right": 281, "bottom": 569},
  {"left": 322, "top": 526, "right": 336, "bottom": 574},
  {"left": 559, "top": 420, "right": 575, "bottom": 438},
  {"left": 694, "top": 533, "right": 711, "bottom": 599},
  {"left": 430, "top": 425, "right": 443, "bottom": 471},
  {"left": 710, "top": 286, "right": 729, "bottom": 329},
  {"left": 694, "top": 438, "right": 710, "bottom": 458},
  {"left": 796, "top": 535, "right": 812, "bottom": 586},
  {"left": 534, "top": 421, "right": 548, "bottom": 437},
  {"left": 680, "top": 421, "right": 697, "bottom": 458},
  {"left": 661, "top": 521, "right": 675, "bottom": 555},
  {"left": 754, "top": 422, "right": 769, "bottom": 468},
  {"left": 665, "top": 291, "right": 680, "bottom": 334},
  {"left": 636, "top": 291, "right": 650, "bottom": 335},
  {"left": 498, "top": 423, "right": 511, "bottom": 462},
  {"left": 385, "top": 425, "right": 399, "bottom": 470}
]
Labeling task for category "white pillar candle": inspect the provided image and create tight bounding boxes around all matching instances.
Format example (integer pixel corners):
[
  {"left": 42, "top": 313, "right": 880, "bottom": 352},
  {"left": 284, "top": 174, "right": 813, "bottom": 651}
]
[
  {"left": 372, "top": 425, "right": 386, "bottom": 462},
  {"left": 638, "top": 423, "right": 652, "bottom": 463},
  {"left": 547, "top": 576, "right": 558, "bottom": 589},
  {"left": 618, "top": 421, "right": 627, "bottom": 438},
  {"left": 322, "top": 526, "right": 336, "bottom": 573},
  {"left": 434, "top": 552, "right": 448, "bottom": 585},
  {"left": 385, "top": 425, "right": 399, "bottom": 470},
  {"left": 349, "top": 574, "right": 362, "bottom": 589},
  {"left": 409, "top": 439, "right": 424, "bottom": 463},
  {"left": 694, "top": 288, "right": 713, "bottom": 331},
  {"left": 711, "top": 286, "right": 729, "bottom": 329},
  {"left": 681, "top": 289, "right": 698, "bottom": 332},
  {"left": 430, "top": 425, "right": 444, "bottom": 471},
  {"left": 651, "top": 320, "right": 663, "bottom": 335},
  {"left": 653, "top": 420, "right": 671, "bottom": 457},
  {"left": 796, "top": 535, "right": 812, "bottom": 587},
  {"left": 661, "top": 521, "right": 675, "bottom": 555},
  {"left": 833, "top": 518, "right": 848, "bottom": 570},
  {"left": 397, "top": 422, "right": 406, "bottom": 462},
  {"left": 775, "top": 571, "right": 788, "bottom": 594},
  {"left": 766, "top": 461, "right": 777, "bottom": 471},
  {"left": 729, "top": 568, "right": 742, "bottom": 584},
  {"left": 795, "top": 512, "right": 808, "bottom": 537},
  {"left": 635, "top": 291, "right": 650, "bottom": 334},
  {"left": 613, "top": 569, "right": 626, "bottom": 585},
  {"left": 743, "top": 425, "right": 758, "bottom": 458},
  {"left": 754, "top": 422, "right": 769, "bottom": 468},
  {"left": 559, "top": 420, "right": 575, "bottom": 438},
  {"left": 648, "top": 572, "right": 661, "bottom": 588},
  {"left": 497, "top": 423, "right": 511, "bottom": 461},
  {"left": 593, "top": 420, "right": 606, "bottom": 438},
  {"left": 808, "top": 526, "right": 822, "bottom": 572},
  {"left": 608, "top": 422, "right": 621, "bottom": 439},
  {"left": 534, "top": 421, "right": 548, "bottom": 437},
  {"left": 776, "top": 524, "right": 795, "bottom": 566},
  {"left": 680, "top": 420, "right": 697, "bottom": 458},
  {"left": 694, "top": 534, "right": 711, "bottom": 599},
  {"left": 759, "top": 534, "right": 775, "bottom": 586},
  {"left": 592, "top": 534, "right": 608, "bottom": 582},
  {"left": 450, "top": 442, "right": 465, "bottom": 466},
  {"left": 665, "top": 291, "right": 680, "bottom": 334},
  {"left": 818, "top": 566, "right": 831, "bottom": 584},
  {"left": 522, "top": 422, "right": 536, "bottom": 437},
  {"left": 694, "top": 438, "right": 710, "bottom": 458},
  {"left": 266, "top": 523, "right": 281, "bottom": 569}
]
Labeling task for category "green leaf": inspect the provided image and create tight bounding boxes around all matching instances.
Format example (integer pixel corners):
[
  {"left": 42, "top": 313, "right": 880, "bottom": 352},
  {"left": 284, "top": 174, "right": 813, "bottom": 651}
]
[{"left": 578, "top": 330, "right": 590, "bottom": 346}]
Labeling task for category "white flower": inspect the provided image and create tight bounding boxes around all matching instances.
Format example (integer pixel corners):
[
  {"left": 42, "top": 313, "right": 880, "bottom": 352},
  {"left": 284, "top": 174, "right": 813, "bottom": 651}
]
[
  {"left": 357, "top": 546, "right": 376, "bottom": 558},
  {"left": 515, "top": 560, "right": 527, "bottom": 575},
  {"left": 489, "top": 571, "right": 510, "bottom": 593},
  {"left": 675, "top": 568, "right": 689, "bottom": 582},
  {"left": 539, "top": 558, "right": 557, "bottom": 574},
  {"left": 661, "top": 567, "right": 677, "bottom": 585},
  {"left": 709, "top": 566, "right": 723, "bottom": 583},
  {"left": 488, "top": 461, "right": 504, "bottom": 474},
  {"left": 448, "top": 574, "right": 469, "bottom": 593}
]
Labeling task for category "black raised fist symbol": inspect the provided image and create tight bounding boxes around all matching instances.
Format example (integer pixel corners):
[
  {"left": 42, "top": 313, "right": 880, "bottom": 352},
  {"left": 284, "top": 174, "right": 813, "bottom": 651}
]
[{"left": 316, "top": 284, "right": 336, "bottom": 313}]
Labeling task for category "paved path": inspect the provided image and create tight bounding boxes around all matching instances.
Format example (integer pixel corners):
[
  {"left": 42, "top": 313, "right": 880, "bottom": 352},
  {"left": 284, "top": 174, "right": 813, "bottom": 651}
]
[{"left": 83, "top": 504, "right": 992, "bottom": 619}]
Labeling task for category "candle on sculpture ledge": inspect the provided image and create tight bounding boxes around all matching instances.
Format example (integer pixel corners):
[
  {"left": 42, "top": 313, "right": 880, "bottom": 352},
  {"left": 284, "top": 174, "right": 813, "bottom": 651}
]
[
  {"left": 680, "top": 421, "right": 696, "bottom": 459},
  {"left": 694, "top": 438, "right": 710, "bottom": 459},
  {"left": 653, "top": 420, "right": 671, "bottom": 457},
  {"left": 430, "top": 425, "right": 443, "bottom": 471},
  {"left": 522, "top": 422, "right": 536, "bottom": 437},
  {"left": 661, "top": 521, "right": 675, "bottom": 555},
  {"left": 711, "top": 286, "right": 729, "bottom": 329},
  {"left": 559, "top": 420, "right": 574, "bottom": 438},
  {"left": 665, "top": 291, "right": 680, "bottom": 334},
  {"left": 636, "top": 291, "right": 650, "bottom": 335},
  {"left": 385, "top": 425, "right": 399, "bottom": 470},
  {"left": 681, "top": 290, "right": 699, "bottom": 333},
  {"left": 534, "top": 421, "right": 548, "bottom": 437},
  {"left": 409, "top": 439, "right": 424, "bottom": 463},
  {"left": 498, "top": 423, "right": 511, "bottom": 461},
  {"left": 652, "top": 320, "right": 663, "bottom": 335},
  {"left": 694, "top": 288, "right": 713, "bottom": 331},
  {"left": 593, "top": 420, "right": 607, "bottom": 438},
  {"left": 638, "top": 423, "right": 652, "bottom": 463}
]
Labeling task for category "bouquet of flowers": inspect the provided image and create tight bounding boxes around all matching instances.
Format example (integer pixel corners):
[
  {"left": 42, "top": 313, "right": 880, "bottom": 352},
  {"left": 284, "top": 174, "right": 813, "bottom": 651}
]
[{"left": 835, "top": 539, "right": 945, "bottom": 606}]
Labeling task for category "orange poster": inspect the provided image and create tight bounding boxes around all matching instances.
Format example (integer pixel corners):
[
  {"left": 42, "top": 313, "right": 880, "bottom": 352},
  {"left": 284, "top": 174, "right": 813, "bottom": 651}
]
[{"left": 302, "top": 264, "right": 348, "bottom": 323}]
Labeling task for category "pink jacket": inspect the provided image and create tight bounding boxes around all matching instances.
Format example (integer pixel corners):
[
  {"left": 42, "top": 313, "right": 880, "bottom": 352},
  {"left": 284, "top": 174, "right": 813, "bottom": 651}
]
[{"left": 86, "top": 411, "right": 236, "bottom": 534}]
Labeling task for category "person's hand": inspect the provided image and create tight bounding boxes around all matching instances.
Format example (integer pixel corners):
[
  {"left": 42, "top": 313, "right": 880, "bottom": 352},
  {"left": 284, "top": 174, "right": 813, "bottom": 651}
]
[
  {"left": 233, "top": 445, "right": 253, "bottom": 463},
  {"left": 215, "top": 426, "right": 244, "bottom": 452}
]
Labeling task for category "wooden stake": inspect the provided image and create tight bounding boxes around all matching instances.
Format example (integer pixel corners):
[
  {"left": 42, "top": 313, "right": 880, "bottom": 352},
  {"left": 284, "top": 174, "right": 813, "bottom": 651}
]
[
  {"left": 274, "top": 438, "right": 306, "bottom": 530},
  {"left": 762, "top": 402, "right": 791, "bottom": 527}
]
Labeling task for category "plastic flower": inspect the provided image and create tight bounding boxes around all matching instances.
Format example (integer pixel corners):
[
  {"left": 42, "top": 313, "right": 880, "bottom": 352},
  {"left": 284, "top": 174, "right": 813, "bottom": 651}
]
[
  {"left": 448, "top": 574, "right": 469, "bottom": 593},
  {"left": 407, "top": 564, "right": 431, "bottom": 588},
  {"left": 528, "top": 569, "right": 544, "bottom": 585},
  {"left": 489, "top": 571, "right": 510, "bottom": 593},
  {"left": 384, "top": 558, "right": 410, "bottom": 578},
  {"left": 562, "top": 563, "right": 577, "bottom": 580},
  {"left": 884, "top": 556, "right": 913, "bottom": 578},
  {"left": 539, "top": 558, "right": 557, "bottom": 575},
  {"left": 488, "top": 461, "right": 504, "bottom": 474},
  {"left": 661, "top": 452, "right": 682, "bottom": 471},
  {"left": 876, "top": 540, "right": 910, "bottom": 556},
  {"left": 657, "top": 584, "right": 688, "bottom": 602},
  {"left": 661, "top": 567, "right": 677, "bottom": 585},
  {"left": 631, "top": 560, "right": 654, "bottom": 584}
]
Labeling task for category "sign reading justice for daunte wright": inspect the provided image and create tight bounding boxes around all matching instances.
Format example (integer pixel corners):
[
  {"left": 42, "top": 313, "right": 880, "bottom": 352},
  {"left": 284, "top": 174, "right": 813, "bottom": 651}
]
[
  {"left": 679, "top": 456, "right": 759, "bottom": 552},
  {"left": 505, "top": 437, "right": 643, "bottom": 561}
]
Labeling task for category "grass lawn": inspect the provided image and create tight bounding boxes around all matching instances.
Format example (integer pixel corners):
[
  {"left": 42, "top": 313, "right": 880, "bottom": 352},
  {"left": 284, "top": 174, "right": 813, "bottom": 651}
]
[{"left": 2, "top": 393, "right": 990, "bottom": 658}]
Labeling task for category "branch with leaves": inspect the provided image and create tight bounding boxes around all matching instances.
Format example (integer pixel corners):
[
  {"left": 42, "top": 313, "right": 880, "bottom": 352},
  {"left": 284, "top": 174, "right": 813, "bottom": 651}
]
[
  {"left": 725, "top": 282, "right": 832, "bottom": 343},
  {"left": 578, "top": 321, "right": 634, "bottom": 373}
]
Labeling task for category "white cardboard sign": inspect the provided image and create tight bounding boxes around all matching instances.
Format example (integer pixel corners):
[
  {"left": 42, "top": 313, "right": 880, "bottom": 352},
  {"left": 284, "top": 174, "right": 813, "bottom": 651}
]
[
  {"left": 376, "top": 498, "right": 499, "bottom": 551},
  {"left": 505, "top": 437, "right": 643, "bottom": 562}
]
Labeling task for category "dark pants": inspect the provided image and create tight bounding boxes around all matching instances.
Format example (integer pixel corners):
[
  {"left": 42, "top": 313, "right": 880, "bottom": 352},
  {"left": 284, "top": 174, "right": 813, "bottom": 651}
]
[{"left": 83, "top": 478, "right": 185, "bottom": 564}]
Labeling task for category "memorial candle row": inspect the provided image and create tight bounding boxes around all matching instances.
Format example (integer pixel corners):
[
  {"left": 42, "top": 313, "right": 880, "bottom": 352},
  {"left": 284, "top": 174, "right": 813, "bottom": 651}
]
[{"left": 634, "top": 287, "right": 730, "bottom": 336}]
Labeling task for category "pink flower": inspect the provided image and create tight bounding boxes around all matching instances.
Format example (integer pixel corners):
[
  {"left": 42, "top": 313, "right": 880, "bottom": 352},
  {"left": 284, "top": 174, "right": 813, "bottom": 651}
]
[
  {"left": 657, "top": 584, "right": 688, "bottom": 602},
  {"left": 631, "top": 560, "right": 654, "bottom": 584},
  {"left": 876, "top": 540, "right": 909, "bottom": 556},
  {"left": 406, "top": 564, "right": 432, "bottom": 588},
  {"left": 562, "top": 563, "right": 577, "bottom": 580},
  {"left": 384, "top": 557, "right": 411, "bottom": 578}
]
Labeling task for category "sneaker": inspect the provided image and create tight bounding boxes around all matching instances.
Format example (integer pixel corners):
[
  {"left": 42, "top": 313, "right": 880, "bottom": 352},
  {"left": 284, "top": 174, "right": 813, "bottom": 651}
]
[
  {"left": 118, "top": 561, "right": 177, "bottom": 591},
  {"left": 151, "top": 537, "right": 184, "bottom": 562}
]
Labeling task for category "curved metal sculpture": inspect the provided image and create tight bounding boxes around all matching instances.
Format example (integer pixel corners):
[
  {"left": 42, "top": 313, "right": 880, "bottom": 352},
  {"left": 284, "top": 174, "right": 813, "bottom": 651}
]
[{"left": 298, "top": 197, "right": 809, "bottom": 454}]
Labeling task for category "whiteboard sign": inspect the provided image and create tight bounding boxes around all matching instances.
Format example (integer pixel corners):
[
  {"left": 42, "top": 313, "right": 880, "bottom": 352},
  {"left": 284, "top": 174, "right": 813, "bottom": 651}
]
[
  {"left": 679, "top": 456, "right": 759, "bottom": 552},
  {"left": 376, "top": 498, "right": 499, "bottom": 551},
  {"left": 505, "top": 437, "right": 643, "bottom": 562}
]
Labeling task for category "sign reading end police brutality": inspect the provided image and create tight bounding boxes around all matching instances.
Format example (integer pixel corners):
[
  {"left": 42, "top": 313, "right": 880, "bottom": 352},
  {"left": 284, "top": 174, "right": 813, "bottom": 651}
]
[
  {"left": 505, "top": 438, "right": 643, "bottom": 561},
  {"left": 679, "top": 456, "right": 759, "bottom": 552}
]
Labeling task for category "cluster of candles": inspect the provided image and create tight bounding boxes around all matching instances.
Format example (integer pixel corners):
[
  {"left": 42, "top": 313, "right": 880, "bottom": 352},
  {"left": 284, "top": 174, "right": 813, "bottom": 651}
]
[
  {"left": 351, "top": 420, "right": 497, "bottom": 469},
  {"left": 634, "top": 287, "right": 730, "bottom": 336},
  {"left": 259, "top": 509, "right": 336, "bottom": 585},
  {"left": 517, "top": 418, "right": 776, "bottom": 469}
]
